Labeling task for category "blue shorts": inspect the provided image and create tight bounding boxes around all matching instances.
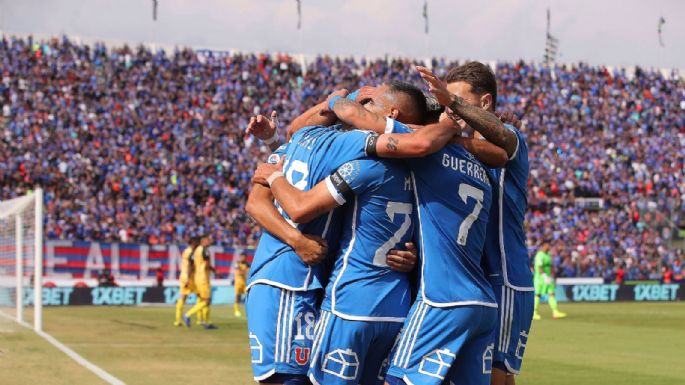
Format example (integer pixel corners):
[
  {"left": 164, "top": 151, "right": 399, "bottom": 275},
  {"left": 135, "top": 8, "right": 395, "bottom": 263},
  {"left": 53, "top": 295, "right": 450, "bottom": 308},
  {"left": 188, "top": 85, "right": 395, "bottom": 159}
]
[
  {"left": 386, "top": 300, "right": 497, "bottom": 385},
  {"left": 246, "top": 284, "right": 320, "bottom": 381},
  {"left": 493, "top": 285, "right": 534, "bottom": 374},
  {"left": 308, "top": 310, "right": 402, "bottom": 385}
]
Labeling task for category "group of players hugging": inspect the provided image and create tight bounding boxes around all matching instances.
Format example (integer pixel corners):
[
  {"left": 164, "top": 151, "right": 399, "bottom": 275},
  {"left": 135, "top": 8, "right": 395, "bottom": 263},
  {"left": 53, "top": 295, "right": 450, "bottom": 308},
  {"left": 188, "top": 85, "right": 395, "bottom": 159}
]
[{"left": 242, "top": 62, "right": 562, "bottom": 385}]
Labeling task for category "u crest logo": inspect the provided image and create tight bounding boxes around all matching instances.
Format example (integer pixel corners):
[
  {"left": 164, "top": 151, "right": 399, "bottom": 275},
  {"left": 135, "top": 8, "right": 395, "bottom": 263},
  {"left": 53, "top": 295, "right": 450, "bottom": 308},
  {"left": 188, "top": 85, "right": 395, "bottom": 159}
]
[{"left": 295, "top": 347, "right": 310, "bottom": 365}]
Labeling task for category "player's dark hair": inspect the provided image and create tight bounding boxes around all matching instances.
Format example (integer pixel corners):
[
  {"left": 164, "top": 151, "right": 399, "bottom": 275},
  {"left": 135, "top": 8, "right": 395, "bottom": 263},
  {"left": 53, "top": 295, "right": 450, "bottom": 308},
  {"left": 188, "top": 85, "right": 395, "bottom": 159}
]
[
  {"left": 445, "top": 62, "right": 498, "bottom": 110},
  {"left": 425, "top": 96, "right": 445, "bottom": 124},
  {"left": 386, "top": 80, "right": 429, "bottom": 124}
]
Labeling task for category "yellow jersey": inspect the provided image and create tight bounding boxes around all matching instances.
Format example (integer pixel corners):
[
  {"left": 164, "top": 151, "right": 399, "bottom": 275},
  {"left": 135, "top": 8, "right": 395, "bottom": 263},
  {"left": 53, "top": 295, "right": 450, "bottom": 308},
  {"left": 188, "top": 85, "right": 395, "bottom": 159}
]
[
  {"left": 179, "top": 246, "right": 194, "bottom": 285},
  {"left": 193, "top": 245, "right": 211, "bottom": 285},
  {"left": 234, "top": 261, "right": 250, "bottom": 287}
]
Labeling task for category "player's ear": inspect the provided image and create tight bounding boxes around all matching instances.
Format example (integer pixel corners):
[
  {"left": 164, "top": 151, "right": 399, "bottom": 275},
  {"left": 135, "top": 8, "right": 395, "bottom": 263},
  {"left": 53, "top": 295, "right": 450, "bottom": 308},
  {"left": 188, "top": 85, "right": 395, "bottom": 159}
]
[
  {"left": 389, "top": 107, "right": 400, "bottom": 120},
  {"left": 480, "top": 93, "right": 492, "bottom": 110}
]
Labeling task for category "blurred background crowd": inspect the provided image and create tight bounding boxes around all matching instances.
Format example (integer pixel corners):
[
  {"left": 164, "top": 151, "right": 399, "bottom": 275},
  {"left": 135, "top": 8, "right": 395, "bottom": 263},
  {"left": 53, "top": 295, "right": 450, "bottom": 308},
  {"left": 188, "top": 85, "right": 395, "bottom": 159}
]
[{"left": 1, "top": 36, "right": 683, "bottom": 281}]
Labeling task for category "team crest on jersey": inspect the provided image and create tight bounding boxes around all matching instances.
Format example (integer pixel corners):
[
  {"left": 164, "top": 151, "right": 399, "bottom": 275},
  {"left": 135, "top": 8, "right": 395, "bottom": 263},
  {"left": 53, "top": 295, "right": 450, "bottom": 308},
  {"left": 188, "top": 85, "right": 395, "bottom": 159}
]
[
  {"left": 267, "top": 153, "right": 282, "bottom": 164},
  {"left": 295, "top": 347, "right": 310, "bottom": 365},
  {"left": 338, "top": 160, "right": 360, "bottom": 184}
]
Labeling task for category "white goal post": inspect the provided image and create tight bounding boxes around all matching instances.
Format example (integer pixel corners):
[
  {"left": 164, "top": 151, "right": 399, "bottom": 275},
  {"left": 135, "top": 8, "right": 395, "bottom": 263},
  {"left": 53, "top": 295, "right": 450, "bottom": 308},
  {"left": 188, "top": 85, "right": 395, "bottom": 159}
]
[{"left": 0, "top": 188, "right": 43, "bottom": 331}]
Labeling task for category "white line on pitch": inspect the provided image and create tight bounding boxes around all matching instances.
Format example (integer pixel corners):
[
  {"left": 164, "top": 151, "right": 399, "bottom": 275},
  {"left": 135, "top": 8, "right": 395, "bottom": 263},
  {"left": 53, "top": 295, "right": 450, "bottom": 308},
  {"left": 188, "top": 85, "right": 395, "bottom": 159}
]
[{"left": 0, "top": 310, "right": 126, "bottom": 385}]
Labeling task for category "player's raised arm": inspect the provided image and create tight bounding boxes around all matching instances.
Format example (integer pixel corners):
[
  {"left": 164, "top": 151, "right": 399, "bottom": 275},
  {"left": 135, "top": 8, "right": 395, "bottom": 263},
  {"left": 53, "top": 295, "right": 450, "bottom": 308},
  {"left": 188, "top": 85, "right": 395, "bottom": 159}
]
[
  {"left": 245, "top": 110, "right": 282, "bottom": 151},
  {"left": 417, "top": 65, "right": 518, "bottom": 157},
  {"left": 245, "top": 184, "right": 328, "bottom": 265},
  {"left": 451, "top": 137, "right": 508, "bottom": 168},
  {"left": 286, "top": 89, "right": 350, "bottom": 138}
]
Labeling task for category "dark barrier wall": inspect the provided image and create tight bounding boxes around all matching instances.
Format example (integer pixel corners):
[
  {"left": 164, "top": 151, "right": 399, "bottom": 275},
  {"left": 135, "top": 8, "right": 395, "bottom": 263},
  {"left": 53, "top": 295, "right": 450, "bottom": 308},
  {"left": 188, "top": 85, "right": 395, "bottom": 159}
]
[
  {"left": 556, "top": 283, "right": 683, "bottom": 302},
  {"left": 16, "top": 284, "right": 683, "bottom": 306},
  {"left": 22, "top": 286, "right": 235, "bottom": 306}
]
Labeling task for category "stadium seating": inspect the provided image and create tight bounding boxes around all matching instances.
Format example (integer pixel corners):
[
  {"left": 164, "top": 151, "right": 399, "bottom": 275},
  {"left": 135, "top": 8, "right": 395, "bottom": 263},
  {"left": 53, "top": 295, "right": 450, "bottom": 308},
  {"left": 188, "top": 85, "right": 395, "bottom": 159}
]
[{"left": 0, "top": 36, "right": 682, "bottom": 280}]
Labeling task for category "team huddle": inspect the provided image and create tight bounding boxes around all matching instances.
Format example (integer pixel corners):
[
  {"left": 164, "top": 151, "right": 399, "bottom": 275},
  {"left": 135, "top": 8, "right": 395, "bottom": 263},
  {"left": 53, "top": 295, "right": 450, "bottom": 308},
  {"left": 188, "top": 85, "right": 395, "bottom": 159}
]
[{"left": 243, "top": 62, "right": 559, "bottom": 385}]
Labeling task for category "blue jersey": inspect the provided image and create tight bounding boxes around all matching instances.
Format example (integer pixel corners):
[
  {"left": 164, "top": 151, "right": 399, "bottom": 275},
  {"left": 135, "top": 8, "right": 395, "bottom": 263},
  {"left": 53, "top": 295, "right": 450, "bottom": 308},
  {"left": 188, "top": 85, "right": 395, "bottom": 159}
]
[
  {"left": 483, "top": 124, "right": 534, "bottom": 290},
  {"left": 248, "top": 125, "right": 376, "bottom": 292},
  {"left": 389, "top": 120, "right": 496, "bottom": 307},
  {"left": 321, "top": 159, "right": 414, "bottom": 322}
]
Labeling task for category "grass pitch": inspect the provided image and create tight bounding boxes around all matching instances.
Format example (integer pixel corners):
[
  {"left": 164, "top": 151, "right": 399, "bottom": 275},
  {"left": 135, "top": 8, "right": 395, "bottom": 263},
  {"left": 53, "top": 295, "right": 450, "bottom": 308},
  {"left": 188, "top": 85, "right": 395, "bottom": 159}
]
[{"left": 1, "top": 302, "right": 683, "bottom": 385}]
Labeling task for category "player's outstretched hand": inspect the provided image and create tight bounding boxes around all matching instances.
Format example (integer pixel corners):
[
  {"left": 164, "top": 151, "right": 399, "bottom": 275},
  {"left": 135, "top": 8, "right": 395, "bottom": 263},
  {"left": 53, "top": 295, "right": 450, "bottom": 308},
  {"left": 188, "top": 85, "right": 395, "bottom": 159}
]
[
  {"left": 416, "top": 66, "right": 453, "bottom": 108},
  {"left": 245, "top": 110, "right": 278, "bottom": 140},
  {"left": 251, "top": 157, "right": 283, "bottom": 186},
  {"left": 498, "top": 111, "right": 522, "bottom": 129},
  {"left": 293, "top": 234, "right": 328, "bottom": 266},
  {"left": 386, "top": 242, "right": 418, "bottom": 273}
]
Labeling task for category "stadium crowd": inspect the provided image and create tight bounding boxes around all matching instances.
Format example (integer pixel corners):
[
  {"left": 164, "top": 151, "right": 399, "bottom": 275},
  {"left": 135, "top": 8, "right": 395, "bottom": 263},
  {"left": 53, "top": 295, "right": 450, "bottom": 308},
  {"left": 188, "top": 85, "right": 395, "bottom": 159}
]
[{"left": 0, "top": 36, "right": 683, "bottom": 281}]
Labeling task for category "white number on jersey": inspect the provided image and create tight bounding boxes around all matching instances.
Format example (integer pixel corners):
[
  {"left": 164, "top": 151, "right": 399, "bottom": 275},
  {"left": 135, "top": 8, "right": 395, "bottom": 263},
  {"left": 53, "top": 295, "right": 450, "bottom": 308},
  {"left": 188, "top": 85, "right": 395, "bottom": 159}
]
[
  {"left": 285, "top": 160, "right": 309, "bottom": 190},
  {"left": 294, "top": 311, "right": 316, "bottom": 341},
  {"left": 456, "top": 183, "right": 484, "bottom": 246},
  {"left": 373, "top": 201, "right": 413, "bottom": 266}
]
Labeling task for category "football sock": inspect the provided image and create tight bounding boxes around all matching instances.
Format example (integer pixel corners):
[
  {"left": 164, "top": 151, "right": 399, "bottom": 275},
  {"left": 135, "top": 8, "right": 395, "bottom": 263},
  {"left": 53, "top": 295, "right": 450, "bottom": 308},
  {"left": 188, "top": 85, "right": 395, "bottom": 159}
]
[{"left": 548, "top": 296, "right": 559, "bottom": 312}]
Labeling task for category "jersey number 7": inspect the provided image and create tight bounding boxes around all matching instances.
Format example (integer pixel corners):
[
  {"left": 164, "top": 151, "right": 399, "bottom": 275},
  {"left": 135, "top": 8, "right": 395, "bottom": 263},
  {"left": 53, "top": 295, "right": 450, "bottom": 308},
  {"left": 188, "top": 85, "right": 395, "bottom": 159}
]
[{"left": 457, "top": 184, "right": 484, "bottom": 246}]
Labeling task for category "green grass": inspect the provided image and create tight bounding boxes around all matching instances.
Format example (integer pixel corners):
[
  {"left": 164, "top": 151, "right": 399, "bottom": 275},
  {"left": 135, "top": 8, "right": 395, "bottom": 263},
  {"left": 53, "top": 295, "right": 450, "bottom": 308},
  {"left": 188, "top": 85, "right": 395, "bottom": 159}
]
[{"left": 1, "top": 302, "right": 684, "bottom": 384}]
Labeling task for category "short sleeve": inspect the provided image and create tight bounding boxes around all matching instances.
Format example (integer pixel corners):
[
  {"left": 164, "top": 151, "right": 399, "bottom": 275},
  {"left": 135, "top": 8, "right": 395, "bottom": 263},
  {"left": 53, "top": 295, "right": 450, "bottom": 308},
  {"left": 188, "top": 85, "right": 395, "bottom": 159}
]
[
  {"left": 328, "top": 129, "right": 378, "bottom": 162},
  {"left": 504, "top": 123, "right": 522, "bottom": 161},
  {"left": 324, "top": 159, "right": 383, "bottom": 205},
  {"left": 387, "top": 118, "right": 413, "bottom": 134}
]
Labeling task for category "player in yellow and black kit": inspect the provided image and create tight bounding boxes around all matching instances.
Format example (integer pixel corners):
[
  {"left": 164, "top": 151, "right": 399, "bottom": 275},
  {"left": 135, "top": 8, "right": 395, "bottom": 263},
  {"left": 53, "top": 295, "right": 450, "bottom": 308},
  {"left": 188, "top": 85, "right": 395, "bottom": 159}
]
[
  {"left": 233, "top": 252, "right": 250, "bottom": 317},
  {"left": 174, "top": 236, "right": 200, "bottom": 326},
  {"left": 183, "top": 235, "right": 217, "bottom": 329}
]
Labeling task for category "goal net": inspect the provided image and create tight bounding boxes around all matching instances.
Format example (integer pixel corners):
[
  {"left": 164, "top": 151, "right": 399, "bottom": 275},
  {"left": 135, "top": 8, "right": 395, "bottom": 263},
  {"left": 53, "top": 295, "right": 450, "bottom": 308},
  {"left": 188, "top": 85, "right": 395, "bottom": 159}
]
[{"left": 0, "top": 188, "right": 43, "bottom": 331}]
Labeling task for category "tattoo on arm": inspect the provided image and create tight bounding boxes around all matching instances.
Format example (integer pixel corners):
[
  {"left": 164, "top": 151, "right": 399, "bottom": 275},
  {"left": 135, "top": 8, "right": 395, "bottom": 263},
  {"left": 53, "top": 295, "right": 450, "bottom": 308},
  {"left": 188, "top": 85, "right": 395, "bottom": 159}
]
[
  {"left": 449, "top": 96, "right": 514, "bottom": 151},
  {"left": 333, "top": 99, "right": 387, "bottom": 132},
  {"left": 386, "top": 137, "right": 399, "bottom": 152}
]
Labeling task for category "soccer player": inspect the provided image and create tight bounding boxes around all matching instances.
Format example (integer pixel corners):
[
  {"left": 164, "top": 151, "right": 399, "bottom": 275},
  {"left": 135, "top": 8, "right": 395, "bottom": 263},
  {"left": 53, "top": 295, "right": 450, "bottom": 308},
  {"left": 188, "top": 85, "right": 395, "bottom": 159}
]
[
  {"left": 252, "top": 152, "right": 417, "bottom": 384},
  {"left": 174, "top": 235, "right": 199, "bottom": 326},
  {"left": 183, "top": 235, "right": 217, "bottom": 329},
  {"left": 533, "top": 242, "right": 566, "bottom": 320},
  {"left": 326, "top": 69, "right": 511, "bottom": 385},
  {"left": 233, "top": 252, "right": 250, "bottom": 317},
  {"left": 244, "top": 84, "right": 424, "bottom": 385},
  {"left": 433, "top": 62, "right": 536, "bottom": 384}
]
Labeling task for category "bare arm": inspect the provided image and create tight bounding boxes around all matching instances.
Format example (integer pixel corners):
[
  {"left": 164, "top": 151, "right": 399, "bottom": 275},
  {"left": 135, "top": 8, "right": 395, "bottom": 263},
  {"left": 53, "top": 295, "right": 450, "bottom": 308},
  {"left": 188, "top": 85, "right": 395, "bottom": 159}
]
[
  {"left": 270, "top": 178, "right": 340, "bottom": 224},
  {"left": 452, "top": 137, "right": 508, "bottom": 168},
  {"left": 287, "top": 89, "right": 351, "bottom": 139},
  {"left": 331, "top": 98, "right": 388, "bottom": 134},
  {"left": 246, "top": 184, "right": 328, "bottom": 265},
  {"left": 374, "top": 119, "right": 460, "bottom": 158},
  {"left": 287, "top": 100, "right": 337, "bottom": 139},
  {"left": 417, "top": 66, "right": 517, "bottom": 157},
  {"left": 246, "top": 184, "right": 303, "bottom": 246},
  {"left": 448, "top": 97, "right": 517, "bottom": 157}
]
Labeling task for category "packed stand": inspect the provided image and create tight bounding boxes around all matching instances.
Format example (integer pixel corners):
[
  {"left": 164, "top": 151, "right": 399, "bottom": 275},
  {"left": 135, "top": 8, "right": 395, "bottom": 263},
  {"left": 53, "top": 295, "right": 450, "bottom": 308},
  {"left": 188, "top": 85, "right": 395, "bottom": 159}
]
[{"left": 0, "top": 36, "right": 683, "bottom": 280}]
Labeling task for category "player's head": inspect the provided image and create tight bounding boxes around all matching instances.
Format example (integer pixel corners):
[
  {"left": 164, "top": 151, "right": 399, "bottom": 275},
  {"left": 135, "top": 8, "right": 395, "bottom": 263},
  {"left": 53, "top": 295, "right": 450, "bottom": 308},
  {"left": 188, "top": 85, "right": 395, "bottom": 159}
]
[
  {"left": 238, "top": 252, "right": 247, "bottom": 263},
  {"left": 188, "top": 236, "right": 200, "bottom": 247},
  {"left": 541, "top": 242, "right": 551, "bottom": 252},
  {"left": 363, "top": 80, "right": 428, "bottom": 124},
  {"left": 445, "top": 61, "right": 498, "bottom": 112},
  {"left": 200, "top": 234, "right": 212, "bottom": 247}
]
